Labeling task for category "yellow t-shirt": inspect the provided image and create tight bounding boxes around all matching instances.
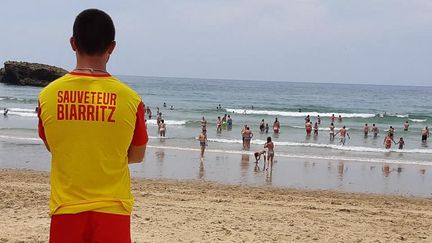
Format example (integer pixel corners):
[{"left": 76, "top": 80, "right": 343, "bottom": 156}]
[{"left": 38, "top": 72, "right": 148, "bottom": 216}]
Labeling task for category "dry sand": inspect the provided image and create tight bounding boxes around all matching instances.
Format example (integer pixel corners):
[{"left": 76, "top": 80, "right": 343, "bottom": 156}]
[{"left": 1, "top": 169, "right": 432, "bottom": 242}]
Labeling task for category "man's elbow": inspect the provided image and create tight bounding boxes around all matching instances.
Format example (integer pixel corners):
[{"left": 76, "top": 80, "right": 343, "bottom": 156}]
[{"left": 128, "top": 144, "right": 146, "bottom": 164}]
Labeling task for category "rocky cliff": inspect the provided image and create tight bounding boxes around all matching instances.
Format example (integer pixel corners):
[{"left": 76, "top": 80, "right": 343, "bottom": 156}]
[{"left": 0, "top": 61, "right": 67, "bottom": 87}]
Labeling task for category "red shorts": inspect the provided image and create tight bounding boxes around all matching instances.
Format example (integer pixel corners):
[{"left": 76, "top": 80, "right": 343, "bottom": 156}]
[{"left": 50, "top": 211, "right": 131, "bottom": 243}]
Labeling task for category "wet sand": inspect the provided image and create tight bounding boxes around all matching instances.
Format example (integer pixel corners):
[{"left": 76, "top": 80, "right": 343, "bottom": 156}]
[{"left": 1, "top": 169, "right": 432, "bottom": 242}]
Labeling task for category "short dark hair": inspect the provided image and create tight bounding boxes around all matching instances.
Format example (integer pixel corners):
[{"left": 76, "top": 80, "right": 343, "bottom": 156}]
[{"left": 73, "top": 9, "right": 115, "bottom": 55}]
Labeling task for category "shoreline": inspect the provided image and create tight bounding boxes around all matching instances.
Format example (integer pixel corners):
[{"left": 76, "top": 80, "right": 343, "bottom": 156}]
[{"left": 1, "top": 169, "right": 432, "bottom": 242}]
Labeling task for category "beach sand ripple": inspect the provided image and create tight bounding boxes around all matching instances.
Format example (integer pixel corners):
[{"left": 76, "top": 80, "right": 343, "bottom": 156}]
[{"left": 1, "top": 169, "right": 432, "bottom": 242}]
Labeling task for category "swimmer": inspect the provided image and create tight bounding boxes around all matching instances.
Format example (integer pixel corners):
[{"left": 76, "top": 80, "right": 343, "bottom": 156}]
[
  {"left": 330, "top": 114, "right": 336, "bottom": 123},
  {"left": 264, "top": 137, "right": 274, "bottom": 171},
  {"left": 383, "top": 135, "right": 396, "bottom": 149},
  {"left": 338, "top": 115, "right": 342, "bottom": 122},
  {"left": 363, "top": 123, "right": 369, "bottom": 137},
  {"left": 305, "top": 122, "right": 312, "bottom": 136},
  {"left": 421, "top": 126, "right": 430, "bottom": 142},
  {"left": 273, "top": 118, "right": 280, "bottom": 133},
  {"left": 335, "top": 126, "right": 350, "bottom": 145},
  {"left": 163, "top": 102, "right": 167, "bottom": 108},
  {"left": 227, "top": 115, "right": 233, "bottom": 129},
  {"left": 201, "top": 116, "right": 207, "bottom": 132},
  {"left": 388, "top": 126, "right": 395, "bottom": 138},
  {"left": 216, "top": 116, "right": 222, "bottom": 133},
  {"left": 313, "top": 122, "right": 319, "bottom": 136},
  {"left": 159, "top": 119, "right": 166, "bottom": 137},
  {"left": 3, "top": 108, "right": 9, "bottom": 117},
  {"left": 317, "top": 115, "right": 321, "bottom": 125},
  {"left": 170, "top": 105, "right": 174, "bottom": 110},
  {"left": 265, "top": 123, "right": 269, "bottom": 134},
  {"left": 372, "top": 124, "right": 379, "bottom": 137},
  {"left": 404, "top": 120, "right": 409, "bottom": 131},
  {"left": 259, "top": 119, "right": 265, "bottom": 132},
  {"left": 329, "top": 122, "right": 335, "bottom": 140},
  {"left": 395, "top": 137, "right": 405, "bottom": 150}
]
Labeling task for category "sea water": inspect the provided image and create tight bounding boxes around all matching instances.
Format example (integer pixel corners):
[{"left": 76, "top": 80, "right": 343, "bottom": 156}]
[{"left": 1, "top": 76, "right": 431, "bottom": 195}]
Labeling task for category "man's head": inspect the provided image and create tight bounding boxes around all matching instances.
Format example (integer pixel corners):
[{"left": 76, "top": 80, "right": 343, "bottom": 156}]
[{"left": 71, "top": 9, "right": 116, "bottom": 55}]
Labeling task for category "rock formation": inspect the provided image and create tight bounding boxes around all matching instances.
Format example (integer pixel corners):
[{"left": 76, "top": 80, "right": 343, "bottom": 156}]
[{"left": 0, "top": 61, "right": 67, "bottom": 87}]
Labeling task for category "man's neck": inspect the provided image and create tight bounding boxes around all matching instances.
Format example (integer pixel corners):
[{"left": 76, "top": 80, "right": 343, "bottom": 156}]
[{"left": 75, "top": 53, "right": 108, "bottom": 72}]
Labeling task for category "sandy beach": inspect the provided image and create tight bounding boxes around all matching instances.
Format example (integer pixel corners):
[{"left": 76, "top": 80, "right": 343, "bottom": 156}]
[{"left": 1, "top": 169, "right": 431, "bottom": 242}]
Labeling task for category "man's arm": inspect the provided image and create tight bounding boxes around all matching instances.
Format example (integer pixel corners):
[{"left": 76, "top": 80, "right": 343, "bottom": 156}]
[
  {"left": 128, "top": 144, "right": 146, "bottom": 163},
  {"left": 128, "top": 101, "right": 148, "bottom": 164}
]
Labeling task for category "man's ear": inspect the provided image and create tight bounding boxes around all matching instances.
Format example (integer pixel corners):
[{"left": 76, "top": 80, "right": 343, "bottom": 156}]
[
  {"left": 107, "top": 41, "right": 116, "bottom": 54},
  {"left": 70, "top": 37, "right": 77, "bottom": 51}
]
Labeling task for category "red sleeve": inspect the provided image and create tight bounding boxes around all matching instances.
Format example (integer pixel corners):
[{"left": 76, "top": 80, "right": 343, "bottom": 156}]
[
  {"left": 131, "top": 101, "right": 148, "bottom": 146},
  {"left": 37, "top": 101, "right": 46, "bottom": 140}
]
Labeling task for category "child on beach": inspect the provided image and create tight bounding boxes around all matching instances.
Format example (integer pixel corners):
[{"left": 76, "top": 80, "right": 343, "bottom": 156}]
[
  {"left": 37, "top": 9, "right": 148, "bottom": 242},
  {"left": 254, "top": 150, "right": 266, "bottom": 164}
]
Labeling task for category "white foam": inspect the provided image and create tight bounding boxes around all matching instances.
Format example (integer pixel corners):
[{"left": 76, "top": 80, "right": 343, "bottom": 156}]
[
  {"left": 291, "top": 125, "right": 348, "bottom": 131},
  {"left": 207, "top": 138, "right": 432, "bottom": 154},
  {"left": 146, "top": 120, "right": 187, "bottom": 126},
  {"left": 146, "top": 145, "right": 432, "bottom": 166},
  {"left": 225, "top": 108, "right": 375, "bottom": 118},
  {"left": 409, "top": 119, "right": 427, "bottom": 123},
  {"left": 0, "top": 135, "right": 42, "bottom": 143}
]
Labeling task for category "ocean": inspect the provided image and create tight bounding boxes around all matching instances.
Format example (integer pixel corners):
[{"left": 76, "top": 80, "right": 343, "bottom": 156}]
[{"left": 1, "top": 76, "right": 432, "bottom": 196}]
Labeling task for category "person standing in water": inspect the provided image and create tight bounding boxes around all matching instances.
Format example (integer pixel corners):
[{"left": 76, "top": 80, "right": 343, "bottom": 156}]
[
  {"left": 201, "top": 116, "right": 207, "bottom": 132},
  {"left": 404, "top": 120, "right": 410, "bottom": 131},
  {"left": 227, "top": 115, "right": 233, "bottom": 130},
  {"left": 317, "top": 115, "right": 321, "bottom": 125},
  {"left": 363, "top": 123, "right": 369, "bottom": 137},
  {"left": 388, "top": 126, "right": 395, "bottom": 138},
  {"left": 273, "top": 118, "right": 280, "bottom": 134},
  {"left": 383, "top": 135, "right": 396, "bottom": 149},
  {"left": 259, "top": 119, "right": 265, "bottom": 132},
  {"left": 243, "top": 126, "right": 253, "bottom": 150},
  {"left": 329, "top": 122, "right": 335, "bottom": 140},
  {"left": 264, "top": 137, "right": 274, "bottom": 171},
  {"left": 198, "top": 130, "right": 207, "bottom": 159},
  {"left": 335, "top": 126, "right": 350, "bottom": 145},
  {"left": 395, "top": 137, "right": 405, "bottom": 150},
  {"left": 265, "top": 123, "right": 269, "bottom": 134},
  {"left": 146, "top": 106, "right": 152, "bottom": 119},
  {"left": 305, "top": 122, "right": 312, "bottom": 136},
  {"left": 338, "top": 115, "right": 343, "bottom": 122},
  {"left": 241, "top": 125, "right": 247, "bottom": 148},
  {"left": 159, "top": 119, "right": 166, "bottom": 137},
  {"left": 421, "top": 126, "right": 430, "bottom": 142},
  {"left": 330, "top": 114, "right": 336, "bottom": 123},
  {"left": 313, "top": 122, "right": 319, "bottom": 136},
  {"left": 372, "top": 124, "right": 379, "bottom": 137},
  {"left": 216, "top": 116, "right": 222, "bottom": 133}
]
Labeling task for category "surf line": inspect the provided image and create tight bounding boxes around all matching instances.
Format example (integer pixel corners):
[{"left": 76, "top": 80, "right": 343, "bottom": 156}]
[{"left": 146, "top": 145, "right": 432, "bottom": 166}]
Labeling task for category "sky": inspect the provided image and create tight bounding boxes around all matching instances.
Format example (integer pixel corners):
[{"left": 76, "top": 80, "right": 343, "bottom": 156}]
[{"left": 1, "top": 0, "right": 431, "bottom": 86}]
